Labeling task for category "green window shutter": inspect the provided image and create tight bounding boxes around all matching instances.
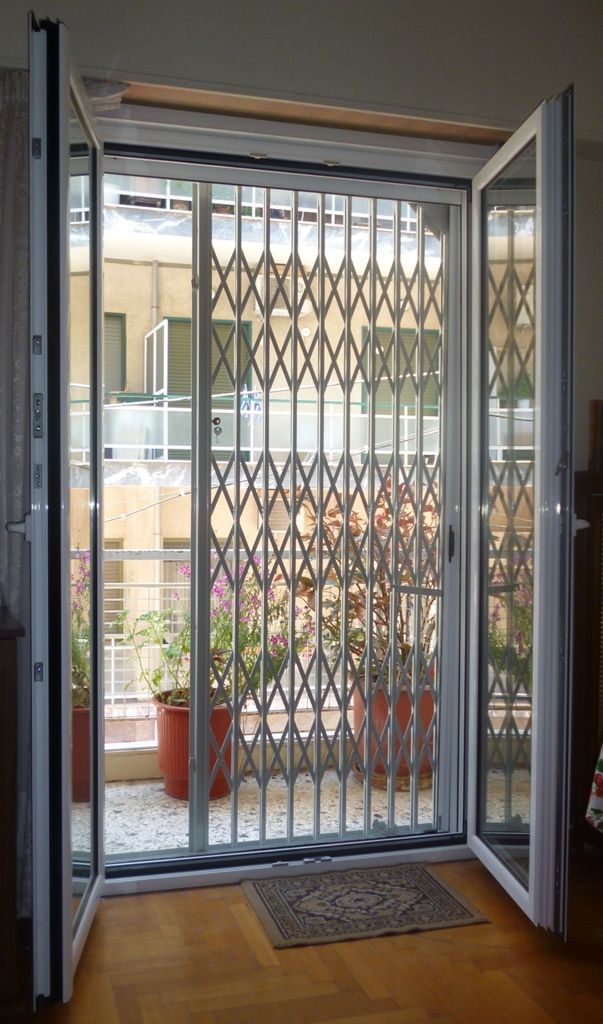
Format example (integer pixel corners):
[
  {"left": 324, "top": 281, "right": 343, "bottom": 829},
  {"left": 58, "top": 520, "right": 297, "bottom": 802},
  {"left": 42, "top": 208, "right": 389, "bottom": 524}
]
[
  {"left": 166, "top": 319, "right": 192, "bottom": 396},
  {"left": 164, "top": 317, "right": 252, "bottom": 401},
  {"left": 363, "top": 327, "right": 441, "bottom": 415},
  {"left": 104, "top": 313, "right": 126, "bottom": 394}
]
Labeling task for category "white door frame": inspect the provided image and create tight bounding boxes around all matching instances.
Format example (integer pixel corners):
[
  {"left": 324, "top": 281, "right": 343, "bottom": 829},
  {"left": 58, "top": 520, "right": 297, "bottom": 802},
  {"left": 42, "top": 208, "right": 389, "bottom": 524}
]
[
  {"left": 29, "top": 16, "right": 105, "bottom": 1002},
  {"left": 467, "top": 93, "right": 572, "bottom": 931}
]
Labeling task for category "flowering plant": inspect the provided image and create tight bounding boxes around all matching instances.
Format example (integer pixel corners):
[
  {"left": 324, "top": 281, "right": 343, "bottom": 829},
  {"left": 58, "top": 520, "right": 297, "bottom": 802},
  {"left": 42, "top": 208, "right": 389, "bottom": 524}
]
[
  {"left": 118, "top": 560, "right": 313, "bottom": 707},
  {"left": 71, "top": 549, "right": 92, "bottom": 708},
  {"left": 294, "top": 478, "right": 438, "bottom": 681},
  {"left": 209, "top": 562, "right": 313, "bottom": 699},
  {"left": 116, "top": 564, "right": 191, "bottom": 706},
  {"left": 488, "top": 569, "right": 533, "bottom": 692}
]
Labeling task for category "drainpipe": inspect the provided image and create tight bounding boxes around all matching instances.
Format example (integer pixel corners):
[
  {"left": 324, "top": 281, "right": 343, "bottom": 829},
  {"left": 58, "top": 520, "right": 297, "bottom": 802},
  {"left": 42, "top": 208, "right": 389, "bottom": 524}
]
[
  {"left": 151, "top": 259, "right": 159, "bottom": 327},
  {"left": 151, "top": 259, "right": 161, "bottom": 590}
]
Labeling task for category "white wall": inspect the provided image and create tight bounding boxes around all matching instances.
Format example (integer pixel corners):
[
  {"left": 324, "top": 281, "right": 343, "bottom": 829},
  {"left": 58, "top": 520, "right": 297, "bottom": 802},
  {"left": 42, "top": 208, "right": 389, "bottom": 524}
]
[
  {"left": 3, "top": 0, "right": 602, "bottom": 464},
  {"left": 3, "top": 1, "right": 603, "bottom": 139}
]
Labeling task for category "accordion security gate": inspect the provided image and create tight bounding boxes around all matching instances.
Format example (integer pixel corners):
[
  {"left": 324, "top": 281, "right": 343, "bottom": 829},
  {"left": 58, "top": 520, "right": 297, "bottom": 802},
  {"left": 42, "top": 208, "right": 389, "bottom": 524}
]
[{"left": 190, "top": 181, "right": 462, "bottom": 854}]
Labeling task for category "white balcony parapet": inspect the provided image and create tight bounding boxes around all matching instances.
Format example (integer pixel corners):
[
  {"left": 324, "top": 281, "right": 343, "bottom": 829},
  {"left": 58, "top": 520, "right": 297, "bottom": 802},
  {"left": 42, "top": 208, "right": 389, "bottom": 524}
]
[{"left": 70, "top": 394, "right": 447, "bottom": 465}]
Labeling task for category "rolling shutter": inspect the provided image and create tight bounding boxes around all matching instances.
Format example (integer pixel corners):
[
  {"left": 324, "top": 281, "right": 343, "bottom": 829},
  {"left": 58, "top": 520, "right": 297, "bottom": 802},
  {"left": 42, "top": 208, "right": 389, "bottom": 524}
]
[
  {"left": 104, "top": 313, "right": 126, "bottom": 394},
  {"left": 166, "top": 319, "right": 192, "bottom": 396}
]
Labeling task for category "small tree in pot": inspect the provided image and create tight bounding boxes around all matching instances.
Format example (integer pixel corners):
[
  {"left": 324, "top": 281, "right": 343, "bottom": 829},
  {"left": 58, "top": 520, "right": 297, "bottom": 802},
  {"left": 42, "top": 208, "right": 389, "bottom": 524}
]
[{"left": 294, "top": 478, "right": 439, "bottom": 787}]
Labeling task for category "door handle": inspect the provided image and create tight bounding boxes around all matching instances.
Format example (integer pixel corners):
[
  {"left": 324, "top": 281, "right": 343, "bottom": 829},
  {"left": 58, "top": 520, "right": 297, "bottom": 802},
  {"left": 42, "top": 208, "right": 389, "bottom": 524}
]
[{"left": 448, "top": 524, "right": 455, "bottom": 562}]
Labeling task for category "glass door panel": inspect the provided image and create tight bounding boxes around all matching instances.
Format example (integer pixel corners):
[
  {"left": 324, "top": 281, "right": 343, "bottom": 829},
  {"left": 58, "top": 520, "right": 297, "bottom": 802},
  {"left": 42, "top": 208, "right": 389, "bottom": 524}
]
[
  {"left": 30, "top": 16, "right": 104, "bottom": 1001},
  {"left": 69, "top": 134, "right": 94, "bottom": 913},
  {"left": 101, "top": 173, "right": 193, "bottom": 861},
  {"left": 470, "top": 93, "right": 572, "bottom": 931},
  {"left": 479, "top": 143, "right": 536, "bottom": 885}
]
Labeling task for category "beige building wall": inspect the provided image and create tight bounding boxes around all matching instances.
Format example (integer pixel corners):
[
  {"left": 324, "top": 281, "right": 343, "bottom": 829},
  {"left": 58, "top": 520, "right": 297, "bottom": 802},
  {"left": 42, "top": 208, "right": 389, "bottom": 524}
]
[
  {"left": 72, "top": 236, "right": 447, "bottom": 571},
  {"left": 104, "top": 262, "right": 153, "bottom": 393},
  {"left": 69, "top": 273, "right": 91, "bottom": 388}
]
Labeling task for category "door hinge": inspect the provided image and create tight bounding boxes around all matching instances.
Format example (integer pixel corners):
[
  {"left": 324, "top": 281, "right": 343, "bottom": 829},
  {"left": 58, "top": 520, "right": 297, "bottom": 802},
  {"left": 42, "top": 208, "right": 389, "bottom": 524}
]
[
  {"left": 34, "top": 662, "right": 44, "bottom": 682},
  {"left": 32, "top": 334, "right": 42, "bottom": 354},
  {"left": 573, "top": 514, "right": 590, "bottom": 538},
  {"left": 6, "top": 514, "right": 31, "bottom": 541},
  {"left": 33, "top": 464, "right": 43, "bottom": 489},
  {"left": 555, "top": 450, "right": 569, "bottom": 476},
  {"left": 33, "top": 393, "right": 43, "bottom": 438},
  {"left": 32, "top": 138, "right": 42, "bottom": 159}
]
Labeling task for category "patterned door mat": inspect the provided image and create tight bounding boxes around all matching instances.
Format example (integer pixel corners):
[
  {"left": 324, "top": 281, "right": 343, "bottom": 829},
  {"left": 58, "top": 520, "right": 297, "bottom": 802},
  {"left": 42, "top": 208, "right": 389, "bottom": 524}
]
[{"left": 242, "top": 863, "right": 488, "bottom": 948}]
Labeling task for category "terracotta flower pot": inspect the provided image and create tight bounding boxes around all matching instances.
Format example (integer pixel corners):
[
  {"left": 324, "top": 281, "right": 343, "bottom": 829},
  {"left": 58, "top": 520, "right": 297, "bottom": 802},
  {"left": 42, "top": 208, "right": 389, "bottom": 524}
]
[
  {"left": 154, "top": 698, "right": 232, "bottom": 800},
  {"left": 72, "top": 706, "right": 91, "bottom": 802},
  {"left": 352, "top": 680, "right": 434, "bottom": 788}
]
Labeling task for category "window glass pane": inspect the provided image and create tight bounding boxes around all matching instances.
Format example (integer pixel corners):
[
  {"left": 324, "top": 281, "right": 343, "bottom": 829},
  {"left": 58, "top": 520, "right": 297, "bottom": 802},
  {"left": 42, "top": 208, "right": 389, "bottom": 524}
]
[
  {"left": 168, "top": 180, "right": 192, "bottom": 198},
  {"left": 214, "top": 183, "right": 235, "bottom": 202},
  {"left": 299, "top": 191, "right": 318, "bottom": 210},
  {"left": 479, "top": 142, "right": 536, "bottom": 888}
]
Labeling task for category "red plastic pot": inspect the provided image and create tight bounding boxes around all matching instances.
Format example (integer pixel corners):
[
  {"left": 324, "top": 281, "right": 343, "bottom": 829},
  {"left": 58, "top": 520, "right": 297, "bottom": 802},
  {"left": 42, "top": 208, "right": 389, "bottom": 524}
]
[
  {"left": 352, "top": 681, "right": 434, "bottom": 786},
  {"left": 154, "top": 698, "right": 232, "bottom": 800},
  {"left": 72, "top": 706, "right": 91, "bottom": 803}
]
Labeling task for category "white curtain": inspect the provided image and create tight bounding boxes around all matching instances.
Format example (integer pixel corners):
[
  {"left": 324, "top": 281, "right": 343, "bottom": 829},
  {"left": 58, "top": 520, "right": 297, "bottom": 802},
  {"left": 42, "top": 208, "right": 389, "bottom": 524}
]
[{"left": 0, "top": 69, "right": 31, "bottom": 915}]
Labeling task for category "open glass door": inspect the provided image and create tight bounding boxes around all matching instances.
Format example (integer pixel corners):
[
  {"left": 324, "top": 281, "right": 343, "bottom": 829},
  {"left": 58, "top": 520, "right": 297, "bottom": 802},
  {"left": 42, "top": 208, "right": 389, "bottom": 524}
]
[
  {"left": 468, "top": 92, "right": 573, "bottom": 931},
  {"left": 30, "top": 17, "right": 103, "bottom": 1001}
]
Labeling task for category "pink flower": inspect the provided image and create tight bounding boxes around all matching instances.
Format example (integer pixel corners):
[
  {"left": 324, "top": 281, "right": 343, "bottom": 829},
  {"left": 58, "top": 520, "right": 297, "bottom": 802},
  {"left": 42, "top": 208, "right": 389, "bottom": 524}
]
[{"left": 593, "top": 772, "right": 603, "bottom": 797}]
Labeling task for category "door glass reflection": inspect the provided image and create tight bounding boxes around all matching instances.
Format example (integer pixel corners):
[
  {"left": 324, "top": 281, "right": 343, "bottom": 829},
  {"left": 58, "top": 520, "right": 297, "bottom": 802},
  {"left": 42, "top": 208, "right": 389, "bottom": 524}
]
[
  {"left": 479, "top": 142, "right": 536, "bottom": 884},
  {"left": 69, "top": 107, "right": 93, "bottom": 913}
]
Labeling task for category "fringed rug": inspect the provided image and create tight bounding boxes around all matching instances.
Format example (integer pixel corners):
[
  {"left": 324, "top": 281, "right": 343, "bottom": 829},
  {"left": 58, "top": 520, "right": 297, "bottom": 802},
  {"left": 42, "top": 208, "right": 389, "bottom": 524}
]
[{"left": 242, "top": 863, "right": 487, "bottom": 948}]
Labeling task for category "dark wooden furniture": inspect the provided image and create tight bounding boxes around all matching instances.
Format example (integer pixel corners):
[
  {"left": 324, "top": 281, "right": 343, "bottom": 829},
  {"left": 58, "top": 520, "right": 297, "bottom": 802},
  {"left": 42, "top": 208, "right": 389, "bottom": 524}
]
[
  {"left": 572, "top": 472, "right": 603, "bottom": 846},
  {"left": 0, "top": 608, "right": 27, "bottom": 1011}
]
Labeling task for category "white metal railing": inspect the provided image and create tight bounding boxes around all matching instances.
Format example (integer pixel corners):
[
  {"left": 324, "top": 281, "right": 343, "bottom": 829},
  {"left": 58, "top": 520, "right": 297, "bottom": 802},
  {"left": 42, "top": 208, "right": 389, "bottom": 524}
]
[
  {"left": 104, "top": 580, "right": 185, "bottom": 714},
  {"left": 488, "top": 402, "right": 534, "bottom": 461},
  {"left": 72, "top": 394, "right": 533, "bottom": 466},
  {"left": 73, "top": 395, "right": 445, "bottom": 465},
  {"left": 70, "top": 382, "right": 91, "bottom": 464}
]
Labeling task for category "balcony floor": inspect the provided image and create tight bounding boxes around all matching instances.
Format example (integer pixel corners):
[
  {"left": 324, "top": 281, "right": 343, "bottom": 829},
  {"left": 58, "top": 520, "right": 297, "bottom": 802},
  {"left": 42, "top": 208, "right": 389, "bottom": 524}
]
[{"left": 72, "top": 769, "right": 530, "bottom": 858}]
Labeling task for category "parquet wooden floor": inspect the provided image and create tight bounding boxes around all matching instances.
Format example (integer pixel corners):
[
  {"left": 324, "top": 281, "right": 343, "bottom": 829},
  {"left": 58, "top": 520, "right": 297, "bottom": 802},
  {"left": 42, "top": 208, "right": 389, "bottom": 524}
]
[{"left": 35, "top": 860, "right": 603, "bottom": 1024}]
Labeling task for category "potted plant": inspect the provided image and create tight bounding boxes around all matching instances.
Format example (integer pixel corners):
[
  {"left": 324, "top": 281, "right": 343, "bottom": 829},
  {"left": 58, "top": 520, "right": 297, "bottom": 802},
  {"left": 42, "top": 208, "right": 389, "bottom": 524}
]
[
  {"left": 488, "top": 570, "right": 533, "bottom": 694},
  {"left": 118, "top": 560, "right": 310, "bottom": 800},
  {"left": 295, "top": 479, "right": 438, "bottom": 788},
  {"left": 71, "top": 549, "right": 92, "bottom": 802},
  {"left": 117, "top": 585, "right": 193, "bottom": 799},
  {"left": 487, "top": 568, "right": 533, "bottom": 770}
]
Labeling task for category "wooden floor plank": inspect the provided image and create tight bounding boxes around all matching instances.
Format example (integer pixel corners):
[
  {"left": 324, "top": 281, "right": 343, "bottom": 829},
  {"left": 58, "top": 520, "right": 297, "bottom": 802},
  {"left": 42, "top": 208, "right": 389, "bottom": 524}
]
[
  {"left": 333, "top": 942, "right": 392, "bottom": 1001},
  {"left": 35, "top": 861, "right": 603, "bottom": 1024}
]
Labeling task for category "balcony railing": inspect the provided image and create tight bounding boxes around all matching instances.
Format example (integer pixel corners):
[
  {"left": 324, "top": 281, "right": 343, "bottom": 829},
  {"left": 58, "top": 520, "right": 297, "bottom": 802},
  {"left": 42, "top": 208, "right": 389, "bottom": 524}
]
[
  {"left": 68, "top": 394, "right": 446, "bottom": 465},
  {"left": 71, "top": 393, "right": 532, "bottom": 467}
]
